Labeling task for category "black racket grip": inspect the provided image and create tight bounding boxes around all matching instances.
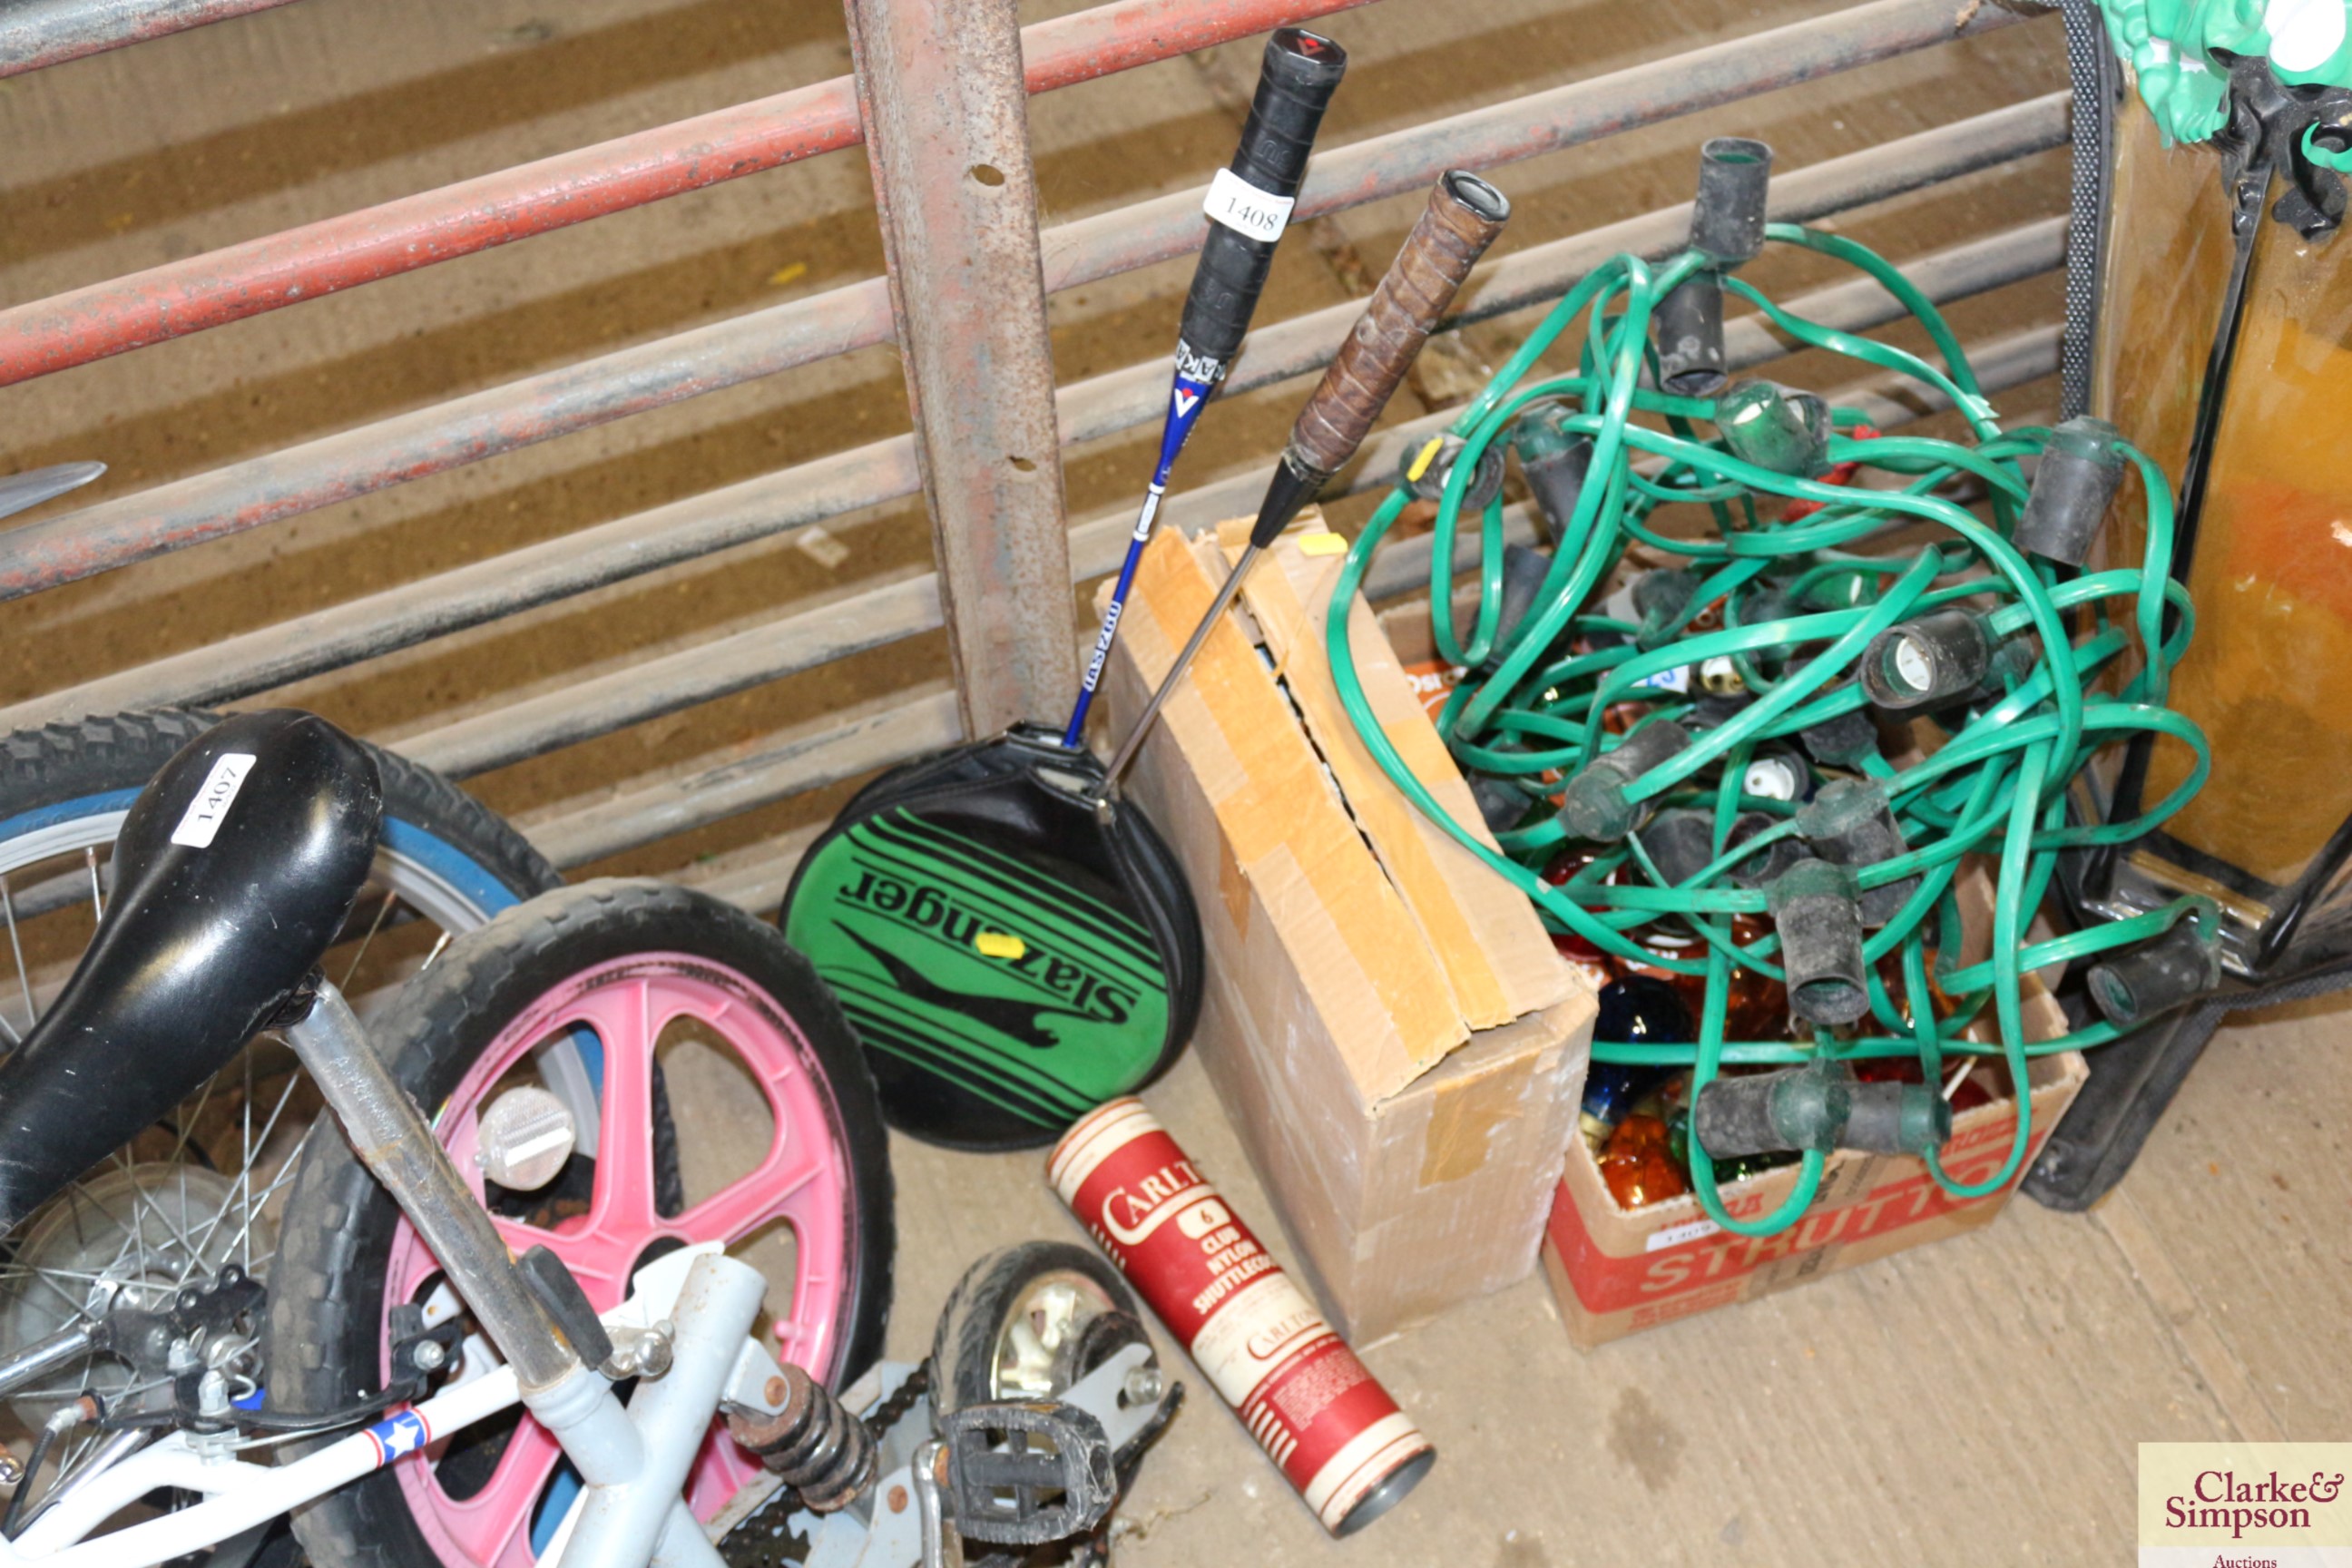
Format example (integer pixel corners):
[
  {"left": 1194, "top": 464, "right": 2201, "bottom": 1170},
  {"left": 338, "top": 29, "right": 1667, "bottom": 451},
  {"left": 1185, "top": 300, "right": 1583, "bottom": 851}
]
[
  {"left": 1262, "top": 172, "right": 1508, "bottom": 547},
  {"left": 1175, "top": 28, "right": 1348, "bottom": 370}
]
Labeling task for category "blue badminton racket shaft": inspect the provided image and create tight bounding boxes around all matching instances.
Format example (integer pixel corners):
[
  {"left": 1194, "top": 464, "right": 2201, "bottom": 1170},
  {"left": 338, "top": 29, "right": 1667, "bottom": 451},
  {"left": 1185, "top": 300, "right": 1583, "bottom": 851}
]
[{"left": 1063, "top": 25, "right": 1345, "bottom": 749}]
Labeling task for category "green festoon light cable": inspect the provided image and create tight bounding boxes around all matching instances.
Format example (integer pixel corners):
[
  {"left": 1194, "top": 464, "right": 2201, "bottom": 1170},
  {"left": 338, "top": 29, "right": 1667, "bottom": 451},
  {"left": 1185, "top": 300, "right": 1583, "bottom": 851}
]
[{"left": 1324, "top": 224, "right": 2213, "bottom": 1236}]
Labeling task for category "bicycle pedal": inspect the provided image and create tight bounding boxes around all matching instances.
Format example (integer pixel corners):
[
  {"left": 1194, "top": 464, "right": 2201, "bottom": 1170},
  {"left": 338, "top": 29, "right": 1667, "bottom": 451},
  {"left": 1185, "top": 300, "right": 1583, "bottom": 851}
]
[{"left": 939, "top": 1400, "right": 1116, "bottom": 1547}]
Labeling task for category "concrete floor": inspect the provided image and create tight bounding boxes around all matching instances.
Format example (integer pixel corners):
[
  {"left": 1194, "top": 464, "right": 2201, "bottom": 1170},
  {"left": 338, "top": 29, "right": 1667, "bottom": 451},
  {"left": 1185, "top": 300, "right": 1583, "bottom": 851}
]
[
  {"left": 883, "top": 994, "right": 2350, "bottom": 1566},
  {"left": 8, "top": 2, "right": 2343, "bottom": 1563}
]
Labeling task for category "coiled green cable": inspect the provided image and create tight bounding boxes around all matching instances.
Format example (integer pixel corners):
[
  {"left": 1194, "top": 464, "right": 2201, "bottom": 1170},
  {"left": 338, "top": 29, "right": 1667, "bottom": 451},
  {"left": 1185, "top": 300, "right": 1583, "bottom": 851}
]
[{"left": 1325, "top": 224, "right": 2213, "bottom": 1236}]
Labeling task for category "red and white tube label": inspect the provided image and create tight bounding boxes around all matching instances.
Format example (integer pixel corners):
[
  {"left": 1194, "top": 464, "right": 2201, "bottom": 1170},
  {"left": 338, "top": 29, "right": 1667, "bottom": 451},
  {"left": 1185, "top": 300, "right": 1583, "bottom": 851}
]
[{"left": 1050, "top": 1098, "right": 1431, "bottom": 1534}]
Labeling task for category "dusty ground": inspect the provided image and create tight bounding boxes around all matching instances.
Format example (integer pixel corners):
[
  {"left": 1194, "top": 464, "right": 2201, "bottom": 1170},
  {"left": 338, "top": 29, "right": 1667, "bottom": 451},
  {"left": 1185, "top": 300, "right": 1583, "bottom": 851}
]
[{"left": 0, "top": 0, "right": 2066, "bottom": 880}]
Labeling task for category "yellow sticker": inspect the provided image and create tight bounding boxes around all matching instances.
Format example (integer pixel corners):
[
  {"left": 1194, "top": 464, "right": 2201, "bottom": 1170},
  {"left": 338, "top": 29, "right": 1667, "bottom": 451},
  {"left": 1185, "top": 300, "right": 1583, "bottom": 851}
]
[
  {"left": 975, "top": 931, "right": 1025, "bottom": 960},
  {"left": 1405, "top": 435, "right": 1446, "bottom": 484},
  {"left": 1298, "top": 531, "right": 1348, "bottom": 557}
]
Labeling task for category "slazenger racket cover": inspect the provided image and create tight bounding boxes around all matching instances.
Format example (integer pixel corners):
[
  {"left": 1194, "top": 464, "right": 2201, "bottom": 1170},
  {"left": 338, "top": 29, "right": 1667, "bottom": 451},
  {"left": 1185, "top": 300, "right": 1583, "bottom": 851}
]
[{"left": 779, "top": 726, "right": 1201, "bottom": 1150}]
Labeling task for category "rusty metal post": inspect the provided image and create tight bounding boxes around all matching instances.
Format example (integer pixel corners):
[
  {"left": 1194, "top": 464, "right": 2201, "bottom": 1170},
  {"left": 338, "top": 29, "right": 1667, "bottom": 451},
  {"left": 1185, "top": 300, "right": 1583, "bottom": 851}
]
[{"left": 845, "top": 0, "right": 1073, "bottom": 736}]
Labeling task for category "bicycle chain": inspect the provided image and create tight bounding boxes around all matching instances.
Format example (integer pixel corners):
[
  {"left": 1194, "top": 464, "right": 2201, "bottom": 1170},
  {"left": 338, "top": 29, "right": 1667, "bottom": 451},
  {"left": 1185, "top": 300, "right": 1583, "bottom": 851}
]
[
  {"left": 716, "top": 1360, "right": 932, "bottom": 1568},
  {"left": 860, "top": 1358, "right": 931, "bottom": 1443}
]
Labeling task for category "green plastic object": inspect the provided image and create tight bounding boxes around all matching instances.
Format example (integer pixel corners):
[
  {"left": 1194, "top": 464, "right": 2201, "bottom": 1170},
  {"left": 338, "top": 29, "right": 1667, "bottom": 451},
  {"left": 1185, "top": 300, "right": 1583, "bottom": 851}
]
[
  {"left": 1713, "top": 378, "right": 1831, "bottom": 478},
  {"left": 2100, "top": 0, "right": 2352, "bottom": 144}
]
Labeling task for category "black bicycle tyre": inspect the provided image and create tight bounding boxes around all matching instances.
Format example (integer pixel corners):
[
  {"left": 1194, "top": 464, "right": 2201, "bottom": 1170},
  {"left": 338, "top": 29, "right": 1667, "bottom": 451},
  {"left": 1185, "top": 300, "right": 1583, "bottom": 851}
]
[
  {"left": 0, "top": 709, "right": 560, "bottom": 915},
  {"left": 0, "top": 709, "right": 560, "bottom": 1564},
  {"left": 931, "top": 1240, "right": 1144, "bottom": 1415},
  {"left": 270, "top": 878, "right": 895, "bottom": 1568}
]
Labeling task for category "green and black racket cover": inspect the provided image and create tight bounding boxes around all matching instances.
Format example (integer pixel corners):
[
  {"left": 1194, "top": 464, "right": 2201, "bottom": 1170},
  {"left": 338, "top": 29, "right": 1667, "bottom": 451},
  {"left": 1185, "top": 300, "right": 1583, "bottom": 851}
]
[{"left": 779, "top": 726, "right": 1201, "bottom": 1151}]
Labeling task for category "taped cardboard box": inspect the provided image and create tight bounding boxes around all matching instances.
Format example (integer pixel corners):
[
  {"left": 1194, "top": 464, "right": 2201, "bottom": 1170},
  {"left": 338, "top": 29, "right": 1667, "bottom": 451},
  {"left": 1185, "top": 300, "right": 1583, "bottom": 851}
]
[
  {"left": 1097, "top": 516, "right": 1595, "bottom": 1344},
  {"left": 1544, "top": 974, "right": 2084, "bottom": 1349}
]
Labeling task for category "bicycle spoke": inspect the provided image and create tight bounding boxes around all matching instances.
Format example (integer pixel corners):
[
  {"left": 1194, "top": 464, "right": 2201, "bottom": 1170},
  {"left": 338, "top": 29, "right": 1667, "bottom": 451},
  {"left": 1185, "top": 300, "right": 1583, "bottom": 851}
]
[
  {"left": 193, "top": 1068, "right": 313, "bottom": 1264},
  {"left": 338, "top": 888, "right": 400, "bottom": 991},
  {"left": 241, "top": 1049, "right": 254, "bottom": 1276},
  {"left": 124, "top": 1182, "right": 204, "bottom": 1269},
  {"left": 177, "top": 1166, "right": 198, "bottom": 1289},
  {"left": 83, "top": 847, "right": 103, "bottom": 922},
  {"left": 0, "top": 1262, "right": 142, "bottom": 1289},
  {"left": 0, "top": 872, "right": 25, "bottom": 1045},
  {"left": 11, "top": 1373, "right": 170, "bottom": 1406},
  {"left": 67, "top": 1181, "right": 148, "bottom": 1290},
  {"left": 165, "top": 1074, "right": 217, "bottom": 1167},
  {"left": 206, "top": 1131, "right": 310, "bottom": 1267},
  {"left": 0, "top": 1260, "right": 98, "bottom": 1323}
]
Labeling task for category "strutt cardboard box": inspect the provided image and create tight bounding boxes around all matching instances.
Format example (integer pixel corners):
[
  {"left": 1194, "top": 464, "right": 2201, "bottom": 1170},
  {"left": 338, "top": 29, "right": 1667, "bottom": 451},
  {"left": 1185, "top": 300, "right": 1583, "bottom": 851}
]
[
  {"left": 1542, "top": 918, "right": 2083, "bottom": 1349},
  {"left": 1544, "top": 1042, "right": 2085, "bottom": 1348},
  {"left": 1096, "top": 514, "right": 1597, "bottom": 1345}
]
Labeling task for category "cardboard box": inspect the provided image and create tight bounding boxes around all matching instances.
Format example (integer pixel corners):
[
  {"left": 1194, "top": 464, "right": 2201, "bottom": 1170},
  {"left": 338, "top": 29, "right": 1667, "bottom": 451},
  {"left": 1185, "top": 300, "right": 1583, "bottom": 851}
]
[
  {"left": 1544, "top": 996, "right": 2085, "bottom": 1348},
  {"left": 1098, "top": 517, "right": 1596, "bottom": 1344}
]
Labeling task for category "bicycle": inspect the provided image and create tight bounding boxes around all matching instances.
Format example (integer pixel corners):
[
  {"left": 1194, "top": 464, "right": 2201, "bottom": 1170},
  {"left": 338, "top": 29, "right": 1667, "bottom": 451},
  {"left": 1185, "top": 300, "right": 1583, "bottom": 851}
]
[
  {"left": 0, "top": 708, "right": 562, "bottom": 1546},
  {"left": 0, "top": 710, "right": 1173, "bottom": 1568}
]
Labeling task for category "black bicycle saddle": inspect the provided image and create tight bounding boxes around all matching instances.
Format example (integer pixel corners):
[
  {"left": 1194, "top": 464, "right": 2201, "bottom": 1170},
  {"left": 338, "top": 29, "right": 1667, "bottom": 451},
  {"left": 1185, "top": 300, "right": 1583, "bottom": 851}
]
[{"left": 0, "top": 710, "right": 383, "bottom": 1230}]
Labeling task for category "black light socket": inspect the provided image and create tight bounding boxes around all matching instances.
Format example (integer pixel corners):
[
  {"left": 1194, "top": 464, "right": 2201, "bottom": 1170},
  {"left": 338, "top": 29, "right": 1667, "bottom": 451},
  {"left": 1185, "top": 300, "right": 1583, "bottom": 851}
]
[
  {"left": 1689, "top": 136, "right": 1774, "bottom": 267},
  {"left": 1796, "top": 701, "right": 1882, "bottom": 769},
  {"left": 1716, "top": 378, "right": 1832, "bottom": 478},
  {"left": 1555, "top": 720, "right": 1692, "bottom": 841},
  {"left": 2018, "top": 416, "right": 2128, "bottom": 566},
  {"left": 1726, "top": 811, "right": 1808, "bottom": 890},
  {"left": 1692, "top": 1060, "right": 1849, "bottom": 1159},
  {"left": 1737, "top": 583, "right": 1803, "bottom": 632},
  {"left": 1632, "top": 567, "right": 1703, "bottom": 650},
  {"left": 1468, "top": 770, "right": 1534, "bottom": 834},
  {"left": 1399, "top": 431, "right": 1505, "bottom": 509},
  {"left": 1923, "top": 638, "right": 2039, "bottom": 730},
  {"left": 1484, "top": 542, "right": 1556, "bottom": 670},
  {"left": 1796, "top": 779, "right": 1918, "bottom": 928},
  {"left": 1739, "top": 745, "right": 1813, "bottom": 805},
  {"left": 2087, "top": 918, "right": 2223, "bottom": 1026},
  {"left": 1842, "top": 1081, "right": 1953, "bottom": 1156},
  {"left": 1636, "top": 808, "right": 1720, "bottom": 887},
  {"left": 1859, "top": 609, "right": 1995, "bottom": 710},
  {"left": 1766, "top": 858, "right": 1870, "bottom": 1026},
  {"left": 1654, "top": 274, "right": 1728, "bottom": 397},
  {"left": 1511, "top": 406, "right": 1594, "bottom": 542},
  {"left": 1688, "top": 691, "right": 1757, "bottom": 730}
]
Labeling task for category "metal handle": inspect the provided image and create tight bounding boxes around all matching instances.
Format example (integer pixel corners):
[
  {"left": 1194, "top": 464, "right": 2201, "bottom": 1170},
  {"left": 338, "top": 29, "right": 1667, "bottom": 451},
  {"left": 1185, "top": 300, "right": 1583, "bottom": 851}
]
[
  {"left": 1175, "top": 28, "right": 1348, "bottom": 368},
  {"left": 284, "top": 984, "right": 583, "bottom": 1395}
]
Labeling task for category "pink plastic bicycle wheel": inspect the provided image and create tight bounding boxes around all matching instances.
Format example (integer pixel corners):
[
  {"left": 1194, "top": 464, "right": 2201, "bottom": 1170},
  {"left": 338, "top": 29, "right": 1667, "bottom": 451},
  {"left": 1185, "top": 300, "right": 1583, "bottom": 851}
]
[{"left": 270, "top": 881, "right": 893, "bottom": 1568}]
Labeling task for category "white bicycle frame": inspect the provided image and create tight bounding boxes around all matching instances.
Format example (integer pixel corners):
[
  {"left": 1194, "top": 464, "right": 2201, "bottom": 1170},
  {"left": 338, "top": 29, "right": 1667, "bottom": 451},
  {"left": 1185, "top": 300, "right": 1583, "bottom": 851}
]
[
  {"left": 0, "top": 1240, "right": 800, "bottom": 1568},
  {"left": 0, "top": 983, "right": 814, "bottom": 1568}
]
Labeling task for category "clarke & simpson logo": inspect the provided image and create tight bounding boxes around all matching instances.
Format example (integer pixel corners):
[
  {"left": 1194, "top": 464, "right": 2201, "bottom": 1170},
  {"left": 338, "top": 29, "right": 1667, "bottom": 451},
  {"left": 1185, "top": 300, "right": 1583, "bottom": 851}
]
[{"left": 2139, "top": 1445, "right": 2352, "bottom": 1566}]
